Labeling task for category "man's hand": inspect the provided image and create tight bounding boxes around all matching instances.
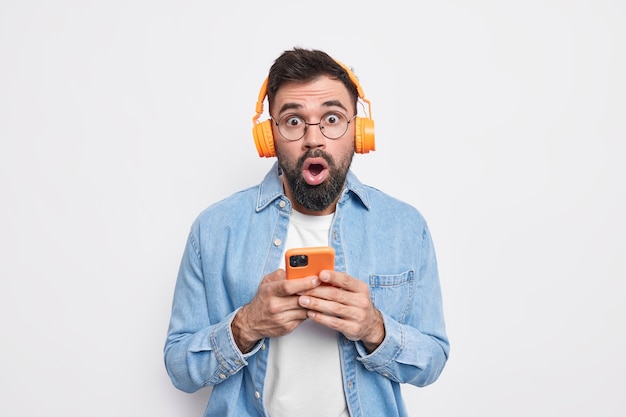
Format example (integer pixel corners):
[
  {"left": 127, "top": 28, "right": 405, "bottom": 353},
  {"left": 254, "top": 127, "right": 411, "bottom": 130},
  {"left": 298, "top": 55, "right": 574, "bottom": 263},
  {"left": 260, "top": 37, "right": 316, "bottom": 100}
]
[
  {"left": 231, "top": 269, "right": 321, "bottom": 353},
  {"left": 297, "top": 271, "right": 385, "bottom": 353}
]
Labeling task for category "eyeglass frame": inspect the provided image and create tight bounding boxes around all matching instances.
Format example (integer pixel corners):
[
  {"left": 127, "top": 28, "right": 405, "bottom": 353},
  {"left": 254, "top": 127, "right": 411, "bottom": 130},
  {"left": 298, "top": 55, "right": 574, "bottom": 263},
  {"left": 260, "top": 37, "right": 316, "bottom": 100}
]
[{"left": 270, "top": 111, "right": 358, "bottom": 141}]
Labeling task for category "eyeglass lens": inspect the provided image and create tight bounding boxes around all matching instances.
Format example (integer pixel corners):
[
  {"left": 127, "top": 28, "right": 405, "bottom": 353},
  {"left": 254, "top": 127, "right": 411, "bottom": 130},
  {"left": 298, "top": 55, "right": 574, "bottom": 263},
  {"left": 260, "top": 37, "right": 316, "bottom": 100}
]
[{"left": 276, "top": 112, "right": 352, "bottom": 141}]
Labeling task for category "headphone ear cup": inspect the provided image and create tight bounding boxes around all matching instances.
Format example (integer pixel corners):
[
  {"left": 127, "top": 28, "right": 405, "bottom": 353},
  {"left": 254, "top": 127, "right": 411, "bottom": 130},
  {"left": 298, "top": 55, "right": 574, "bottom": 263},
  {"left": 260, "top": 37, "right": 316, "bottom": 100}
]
[
  {"left": 354, "top": 117, "right": 376, "bottom": 154},
  {"left": 252, "top": 120, "right": 276, "bottom": 158}
]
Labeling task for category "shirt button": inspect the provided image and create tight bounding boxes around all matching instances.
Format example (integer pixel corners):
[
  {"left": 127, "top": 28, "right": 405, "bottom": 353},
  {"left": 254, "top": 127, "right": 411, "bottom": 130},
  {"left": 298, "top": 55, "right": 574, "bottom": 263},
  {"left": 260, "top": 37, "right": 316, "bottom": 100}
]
[
  {"left": 234, "top": 360, "right": 241, "bottom": 366},
  {"left": 260, "top": 343, "right": 266, "bottom": 350},
  {"left": 279, "top": 200, "right": 286, "bottom": 208},
  {"left": 219, "top": 374, "right": 226, "bottom": 379},
  {"left": 273, "top": 239, "right": 281, "bottom": 247},
  {"left": 255, "top": 391, "right": 261, "bottom": 399}
]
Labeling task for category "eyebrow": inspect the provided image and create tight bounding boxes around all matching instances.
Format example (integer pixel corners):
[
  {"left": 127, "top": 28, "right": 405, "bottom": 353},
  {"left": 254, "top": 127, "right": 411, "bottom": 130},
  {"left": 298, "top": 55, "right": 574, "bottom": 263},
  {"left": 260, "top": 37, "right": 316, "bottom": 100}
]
[{"left": 277, "top": 100, "right": 349, "bottom": 115}]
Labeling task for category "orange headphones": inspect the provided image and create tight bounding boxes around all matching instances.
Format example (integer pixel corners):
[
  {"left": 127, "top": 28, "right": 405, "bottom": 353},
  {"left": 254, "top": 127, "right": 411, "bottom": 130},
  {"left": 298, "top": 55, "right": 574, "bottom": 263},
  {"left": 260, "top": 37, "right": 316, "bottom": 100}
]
[{"left": 251, "top": 61, "right": 376, "bottom": 158}]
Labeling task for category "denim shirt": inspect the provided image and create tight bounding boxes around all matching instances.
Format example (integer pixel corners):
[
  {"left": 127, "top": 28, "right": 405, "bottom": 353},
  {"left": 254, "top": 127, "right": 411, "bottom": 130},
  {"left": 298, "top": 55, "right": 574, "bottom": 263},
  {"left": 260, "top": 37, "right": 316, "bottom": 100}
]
[{"left": 164, "top": 163, "right": 450, "bottom": 417}]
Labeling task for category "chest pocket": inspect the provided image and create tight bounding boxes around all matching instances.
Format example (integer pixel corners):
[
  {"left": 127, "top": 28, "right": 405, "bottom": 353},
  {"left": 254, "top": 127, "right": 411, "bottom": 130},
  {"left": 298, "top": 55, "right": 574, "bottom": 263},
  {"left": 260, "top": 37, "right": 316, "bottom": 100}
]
[{"left": 369, "top": 270, "right": 414, "bottom": 323}]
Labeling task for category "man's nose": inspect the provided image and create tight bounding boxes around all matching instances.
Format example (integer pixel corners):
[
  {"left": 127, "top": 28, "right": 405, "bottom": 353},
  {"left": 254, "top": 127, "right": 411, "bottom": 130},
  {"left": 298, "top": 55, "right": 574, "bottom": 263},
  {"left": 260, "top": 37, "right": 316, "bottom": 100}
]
[{"left": 302, "top": 123, "right": 325, "bottom": 148}]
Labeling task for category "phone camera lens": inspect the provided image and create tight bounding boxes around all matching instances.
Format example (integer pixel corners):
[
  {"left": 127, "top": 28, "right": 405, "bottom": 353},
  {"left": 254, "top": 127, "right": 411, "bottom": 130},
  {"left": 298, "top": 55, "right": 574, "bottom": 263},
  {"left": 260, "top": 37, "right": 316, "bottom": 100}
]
[{"left": 289, "top": 254, "right": 308, "bottom": 267}]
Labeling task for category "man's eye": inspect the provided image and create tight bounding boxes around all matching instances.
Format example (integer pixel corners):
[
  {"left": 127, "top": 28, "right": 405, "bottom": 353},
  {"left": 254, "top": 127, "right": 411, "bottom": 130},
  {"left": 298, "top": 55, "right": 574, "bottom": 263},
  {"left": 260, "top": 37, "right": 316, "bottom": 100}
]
[
  {"left": 285, "top": 116, "right": 303, "bottom": 127},
  {"left": 324, "top": 113, "right": 341, "bottom": 125}
]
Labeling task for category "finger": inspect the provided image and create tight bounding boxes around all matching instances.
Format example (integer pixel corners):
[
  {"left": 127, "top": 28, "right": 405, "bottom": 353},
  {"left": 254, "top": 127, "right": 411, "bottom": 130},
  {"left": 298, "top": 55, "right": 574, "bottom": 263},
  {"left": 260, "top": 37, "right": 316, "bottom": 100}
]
[
  {"left": 306, "top": 309, "right": 343, "bottom": 329},
  {"left": 263, "top": 293, "right": 307, "bottom": 314},
  {"left": 303, "top": 298, "right": 368, "bottom": 342},
  {"left": 318, "top": 270, "right": 367, "bottom": 294},
  {"left": 299, "top": 290, "right": 352, "bottom": 317},
  {"left": 255, "top": 308, "right": 311, "bottom": 338},
  {"left": 273, "top": 275, "right": 321, "bottom": 297}
]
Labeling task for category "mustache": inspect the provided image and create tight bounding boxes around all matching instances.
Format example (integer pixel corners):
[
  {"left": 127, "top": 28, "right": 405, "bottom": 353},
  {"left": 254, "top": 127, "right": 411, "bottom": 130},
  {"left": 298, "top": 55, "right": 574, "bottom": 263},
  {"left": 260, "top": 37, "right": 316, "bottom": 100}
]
[{"left": 297, "top": 149, "right": 335, "bottom": 169}]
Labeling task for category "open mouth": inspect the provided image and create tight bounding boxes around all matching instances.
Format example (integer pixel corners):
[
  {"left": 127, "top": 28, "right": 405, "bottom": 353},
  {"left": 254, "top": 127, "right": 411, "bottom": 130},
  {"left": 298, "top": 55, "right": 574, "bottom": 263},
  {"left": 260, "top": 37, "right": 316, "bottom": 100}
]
[
  {"left": 308, "top": 163, "right": 324, "bottom": 176},
  {"left": 302, "top": 158, "right": 329, "bottom": 185}
]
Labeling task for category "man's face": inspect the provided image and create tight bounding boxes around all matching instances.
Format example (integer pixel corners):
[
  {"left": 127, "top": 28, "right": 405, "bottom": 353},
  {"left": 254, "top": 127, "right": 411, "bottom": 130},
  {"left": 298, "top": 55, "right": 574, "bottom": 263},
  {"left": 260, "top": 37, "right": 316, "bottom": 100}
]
[{"left": 271, "top": 76, "right": 356, "bottom": 215}]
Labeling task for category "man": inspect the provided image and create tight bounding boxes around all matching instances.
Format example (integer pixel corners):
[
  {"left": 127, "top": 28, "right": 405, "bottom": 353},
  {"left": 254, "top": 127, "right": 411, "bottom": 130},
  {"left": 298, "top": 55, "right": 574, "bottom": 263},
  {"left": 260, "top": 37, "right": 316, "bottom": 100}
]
[{"left": 164, "top": 47, "right": 449, "bottom": 417}]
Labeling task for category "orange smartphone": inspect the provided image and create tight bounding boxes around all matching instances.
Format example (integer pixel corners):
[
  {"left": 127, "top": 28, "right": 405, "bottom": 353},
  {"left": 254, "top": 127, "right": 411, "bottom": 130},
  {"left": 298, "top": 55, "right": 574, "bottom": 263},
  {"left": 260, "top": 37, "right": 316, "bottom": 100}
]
[{"left": 285, "top": 246, "right": 335, "bottom": 281}]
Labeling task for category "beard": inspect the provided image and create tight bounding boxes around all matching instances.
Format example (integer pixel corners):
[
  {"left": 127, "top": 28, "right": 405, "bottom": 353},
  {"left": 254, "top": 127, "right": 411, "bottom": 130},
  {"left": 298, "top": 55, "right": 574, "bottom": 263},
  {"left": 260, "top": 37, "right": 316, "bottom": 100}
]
[{"left": 278, "top": 148, "right": 354, "bottom": 213}]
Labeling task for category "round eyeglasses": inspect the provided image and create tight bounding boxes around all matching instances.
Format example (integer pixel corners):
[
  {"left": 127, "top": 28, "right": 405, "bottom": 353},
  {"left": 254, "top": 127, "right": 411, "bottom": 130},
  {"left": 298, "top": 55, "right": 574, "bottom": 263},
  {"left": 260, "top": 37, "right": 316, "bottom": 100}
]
[{"left": 271, "top": 111, "right": 357, "bottom": 141}]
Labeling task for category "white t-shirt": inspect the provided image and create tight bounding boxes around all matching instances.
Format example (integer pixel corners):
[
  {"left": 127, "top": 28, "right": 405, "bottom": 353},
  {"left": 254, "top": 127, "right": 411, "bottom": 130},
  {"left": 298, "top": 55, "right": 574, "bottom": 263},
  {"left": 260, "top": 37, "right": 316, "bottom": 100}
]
[{"left": 264, "top": 210, "right": 349, "bottom": 417}]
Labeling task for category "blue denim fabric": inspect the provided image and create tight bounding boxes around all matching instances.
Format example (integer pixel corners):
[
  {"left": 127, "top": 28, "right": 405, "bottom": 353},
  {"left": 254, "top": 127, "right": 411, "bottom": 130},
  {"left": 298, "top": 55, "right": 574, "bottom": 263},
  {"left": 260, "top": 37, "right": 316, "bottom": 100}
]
[{"left": 164, "top": 162, "right": 449, "bottom": 417}]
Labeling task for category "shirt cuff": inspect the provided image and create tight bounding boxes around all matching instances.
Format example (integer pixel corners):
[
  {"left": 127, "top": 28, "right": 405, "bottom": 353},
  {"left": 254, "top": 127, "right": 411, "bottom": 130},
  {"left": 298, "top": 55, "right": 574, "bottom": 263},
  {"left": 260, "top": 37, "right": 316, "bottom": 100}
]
[
  {"left": 355, "top": 311, "right": 403, "bottom": 371},
  {"left": 209, "top": 308, "right": 265, "bottom": 376}
]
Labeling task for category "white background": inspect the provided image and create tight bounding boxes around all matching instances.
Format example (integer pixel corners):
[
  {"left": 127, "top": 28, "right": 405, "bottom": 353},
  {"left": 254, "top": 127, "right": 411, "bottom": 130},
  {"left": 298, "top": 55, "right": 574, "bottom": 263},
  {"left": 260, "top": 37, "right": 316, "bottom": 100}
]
[{"left": 1, "top": 1, "right": 624, "bottom": 416}]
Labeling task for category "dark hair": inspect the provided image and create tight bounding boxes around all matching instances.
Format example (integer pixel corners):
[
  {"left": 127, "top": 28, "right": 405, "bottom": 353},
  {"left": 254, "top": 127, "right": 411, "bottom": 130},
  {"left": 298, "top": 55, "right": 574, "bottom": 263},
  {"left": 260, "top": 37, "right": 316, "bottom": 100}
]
[{"left": 267, "top": 47, "right": 359, "bottom": 112}]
